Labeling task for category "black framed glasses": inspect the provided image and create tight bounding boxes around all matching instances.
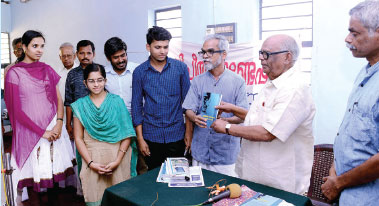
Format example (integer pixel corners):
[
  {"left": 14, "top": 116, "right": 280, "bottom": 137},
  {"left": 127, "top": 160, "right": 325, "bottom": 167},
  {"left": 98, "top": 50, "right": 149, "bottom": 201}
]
[
  {"left": 259, "top": 50, "right": 289, "bottom": 60},
  {"left": 198, "top": 49, "right": 224, "bottom": 57}
]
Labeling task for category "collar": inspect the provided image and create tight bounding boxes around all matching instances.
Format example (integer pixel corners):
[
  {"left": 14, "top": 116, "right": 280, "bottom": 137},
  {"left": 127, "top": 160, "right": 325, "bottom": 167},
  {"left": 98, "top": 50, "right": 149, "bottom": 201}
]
[
  {"left": 147, "top": 56, "right": 170, "bottom": 72},
  {"left": 60, "top": 62, "right": 79, "bottom": 73},
  {"left": 271, "top": 66, "right": 296, "bottom": 89},
  {"left": 105, "top": 64, "right": 132, "bottom": 76},
  {"left": 206, "top": 67, "right": 228, "bottom": 80}
]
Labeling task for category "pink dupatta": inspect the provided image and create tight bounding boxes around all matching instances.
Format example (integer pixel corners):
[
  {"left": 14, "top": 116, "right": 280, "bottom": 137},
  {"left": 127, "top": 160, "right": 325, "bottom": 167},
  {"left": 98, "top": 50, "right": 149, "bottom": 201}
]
[{"left": 4, "top": 61, "right": 60, "bottom": 168}]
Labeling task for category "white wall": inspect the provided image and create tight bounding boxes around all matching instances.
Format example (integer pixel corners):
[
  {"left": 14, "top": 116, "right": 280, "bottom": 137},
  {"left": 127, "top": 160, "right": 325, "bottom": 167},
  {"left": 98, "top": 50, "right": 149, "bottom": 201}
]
[
  {"left": 1, "top": 3, "right": 11, "bottom": 33},
  {"left": 6, "top": 0, "right": 258, "bottom": 71},
  {"left": 3, "top": 0, "right": 368, "bottom": 144},
  {"left": 312, "top": 0, "right": 366, "bottom": 144}
]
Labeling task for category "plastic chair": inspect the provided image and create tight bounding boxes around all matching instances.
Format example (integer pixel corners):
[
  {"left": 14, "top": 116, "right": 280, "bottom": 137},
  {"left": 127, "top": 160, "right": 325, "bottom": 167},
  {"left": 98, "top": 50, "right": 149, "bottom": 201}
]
[{"left": 307, "top": 144, "right": 334, "bottom": 206}]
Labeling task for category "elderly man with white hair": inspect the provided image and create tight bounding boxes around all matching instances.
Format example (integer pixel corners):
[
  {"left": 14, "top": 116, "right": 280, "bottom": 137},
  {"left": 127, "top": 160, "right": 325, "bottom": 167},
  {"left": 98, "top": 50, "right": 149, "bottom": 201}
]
[
  {"left": 321, "top": 1, "right": 379, "bottom": 205},
  {"left": 183, "top": 34, "right": 248, "bottom": 177},
  {"left": 212, "top": 34, "right": 315, "bottom": 194},
  {"left": 57, "top": 42, "right": 78, "bottom": 110}
]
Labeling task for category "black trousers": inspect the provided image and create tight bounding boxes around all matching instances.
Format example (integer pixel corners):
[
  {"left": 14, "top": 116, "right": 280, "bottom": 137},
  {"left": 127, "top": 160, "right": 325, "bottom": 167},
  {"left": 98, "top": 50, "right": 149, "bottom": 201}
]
[{"left": 144, "top": 139, "right": 185, "bottom": 171}]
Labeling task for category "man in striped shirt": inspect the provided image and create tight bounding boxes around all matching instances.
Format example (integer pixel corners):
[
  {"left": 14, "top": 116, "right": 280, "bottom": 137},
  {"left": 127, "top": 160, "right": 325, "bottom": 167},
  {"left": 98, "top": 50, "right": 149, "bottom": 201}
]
[{"left": 132, "top": 26, "right": 191, "bottom": 170}]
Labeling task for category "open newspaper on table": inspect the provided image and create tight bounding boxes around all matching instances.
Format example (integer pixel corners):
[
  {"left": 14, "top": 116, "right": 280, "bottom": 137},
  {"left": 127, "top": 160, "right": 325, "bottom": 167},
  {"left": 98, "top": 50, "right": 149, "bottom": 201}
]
[{"left": 156, "top": 157, "right": 204, "bottom": 187}]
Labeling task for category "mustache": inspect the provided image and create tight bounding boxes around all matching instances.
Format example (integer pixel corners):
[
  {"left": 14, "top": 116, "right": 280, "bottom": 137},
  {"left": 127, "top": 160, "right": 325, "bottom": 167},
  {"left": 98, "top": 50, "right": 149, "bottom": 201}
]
[
  {"left": 346, "top": 43, "right": 356, "bottom": 50},
  {"left": 81, "top": 58, "right": 90, "bottom": 61},
  {"left": 117, "top": 61, "right": 126, "bottom": 65}
]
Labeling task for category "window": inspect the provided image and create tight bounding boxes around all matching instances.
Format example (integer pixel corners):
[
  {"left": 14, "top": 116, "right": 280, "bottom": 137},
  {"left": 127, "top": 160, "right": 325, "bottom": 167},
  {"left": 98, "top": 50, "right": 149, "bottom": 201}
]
[
  {"left": 155, "top": 6, "right": 182, "bottom": 41},
  {"left": 1, "top": 32, "right": 11, "bottom": 90},
  {"left": 1, "top": 32, "right": 11, "bottom": 68},
  {"left": 260, "top": 0, "right": 313, "bottom": 73}
]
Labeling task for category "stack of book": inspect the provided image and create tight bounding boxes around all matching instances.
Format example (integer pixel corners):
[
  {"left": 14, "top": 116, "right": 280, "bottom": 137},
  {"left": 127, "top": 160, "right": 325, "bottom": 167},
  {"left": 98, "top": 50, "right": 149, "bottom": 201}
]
[{"left": 156, "top": 157, "right": 204, "bottom": 187}]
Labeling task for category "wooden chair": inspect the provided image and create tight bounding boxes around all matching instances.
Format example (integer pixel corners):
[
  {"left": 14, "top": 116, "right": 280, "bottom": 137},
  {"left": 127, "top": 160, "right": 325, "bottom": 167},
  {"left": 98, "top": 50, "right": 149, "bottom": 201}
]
[{"left": 307, "top": 144, "right": 334, "bottom": 206}]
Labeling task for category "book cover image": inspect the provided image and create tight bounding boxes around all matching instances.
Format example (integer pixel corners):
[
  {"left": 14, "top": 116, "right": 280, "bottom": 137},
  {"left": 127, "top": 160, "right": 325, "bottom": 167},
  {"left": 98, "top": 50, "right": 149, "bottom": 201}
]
[{"left": 200, "top": 92, "right": 222, "bottom": 128}]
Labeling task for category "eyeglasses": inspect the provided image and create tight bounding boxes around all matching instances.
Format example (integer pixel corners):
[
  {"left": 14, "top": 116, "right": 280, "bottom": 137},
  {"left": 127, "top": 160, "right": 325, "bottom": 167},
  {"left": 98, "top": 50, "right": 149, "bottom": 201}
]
[
  {"left": 259, "top": 50, "right": 289, "bottom": 60},
  {"left": 87, "top": 78, "right": 105, "bottom": 84},
  {"left": 61, "top": 54, "right": 74, "bottom": 59},
  {"left": 198, "top": 49, "right": 224, "bottom": 57}
]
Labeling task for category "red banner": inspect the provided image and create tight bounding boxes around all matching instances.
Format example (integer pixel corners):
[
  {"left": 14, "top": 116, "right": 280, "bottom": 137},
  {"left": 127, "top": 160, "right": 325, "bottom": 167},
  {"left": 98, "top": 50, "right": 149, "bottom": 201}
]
[{"left": 169, "top": 41, "right": 267, "bottom": 104}]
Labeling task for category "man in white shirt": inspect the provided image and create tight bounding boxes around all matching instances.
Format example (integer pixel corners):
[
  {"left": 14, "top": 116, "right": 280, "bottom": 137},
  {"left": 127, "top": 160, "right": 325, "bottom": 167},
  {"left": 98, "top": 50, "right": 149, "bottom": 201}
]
[
  {"left": 57, "top": 42, "right": 78, "bottom": 108},
  {"left": 57, "top": 42, "right": 82, "bottom": 195},
  {"left": 104, "top": 37, "right": 147, "bottom": 175},
  {"left": 212, "top": 34, "right": 315, "bottom": 195},
  {"left": 104, "top": 37, "right": 138, "bottom": 115}
]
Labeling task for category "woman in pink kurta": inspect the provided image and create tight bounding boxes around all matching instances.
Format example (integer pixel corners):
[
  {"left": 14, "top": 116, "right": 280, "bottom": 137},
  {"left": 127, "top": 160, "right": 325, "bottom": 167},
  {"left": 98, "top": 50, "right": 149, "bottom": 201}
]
[{"left": 5, "top": 30, "right": 75, "bottom": 206}]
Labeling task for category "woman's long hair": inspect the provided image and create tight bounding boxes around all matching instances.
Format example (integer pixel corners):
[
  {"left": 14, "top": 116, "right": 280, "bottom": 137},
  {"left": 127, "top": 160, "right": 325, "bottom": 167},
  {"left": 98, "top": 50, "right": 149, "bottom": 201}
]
[{"left": 17, "top": 30, "right": 45, "bottom": 62}]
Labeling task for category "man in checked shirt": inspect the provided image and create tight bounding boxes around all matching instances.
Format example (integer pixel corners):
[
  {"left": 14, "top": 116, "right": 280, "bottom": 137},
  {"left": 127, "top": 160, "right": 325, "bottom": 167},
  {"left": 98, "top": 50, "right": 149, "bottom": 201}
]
[{"left": 132, "top": 26, "right": 191, "bottom": 170}]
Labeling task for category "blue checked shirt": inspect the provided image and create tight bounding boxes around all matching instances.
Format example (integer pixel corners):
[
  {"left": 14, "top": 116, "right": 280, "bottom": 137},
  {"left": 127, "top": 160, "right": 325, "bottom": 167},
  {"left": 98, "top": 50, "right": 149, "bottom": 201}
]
[
  {"left": 132, "top": 57, "right": 190, "bottom": 143},
  {"left": 334, "top": 61, "right": 379, "bottom": 206},
  {"left": 64, "top": 65, "right": 89, "bottom": 106}
]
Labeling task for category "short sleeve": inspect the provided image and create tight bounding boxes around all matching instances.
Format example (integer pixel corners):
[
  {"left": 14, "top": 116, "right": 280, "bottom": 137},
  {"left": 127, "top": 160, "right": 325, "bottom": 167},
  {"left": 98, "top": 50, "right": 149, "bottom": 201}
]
[
  {"left": 262, "top": 86, "right": 313, "bottom": 142},
  {"left": 182, "top": 78, "right": 201, "bottom": 113}
]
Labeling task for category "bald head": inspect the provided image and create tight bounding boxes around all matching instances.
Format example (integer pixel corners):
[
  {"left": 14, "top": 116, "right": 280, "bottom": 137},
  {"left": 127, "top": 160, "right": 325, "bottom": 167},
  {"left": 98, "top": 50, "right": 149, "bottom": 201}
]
[
  {"left": 266, "top": 34, "right": 299, "bottom": 63},
  {"left": 259, "top": 34, "right": 299, "bottom": 80}
]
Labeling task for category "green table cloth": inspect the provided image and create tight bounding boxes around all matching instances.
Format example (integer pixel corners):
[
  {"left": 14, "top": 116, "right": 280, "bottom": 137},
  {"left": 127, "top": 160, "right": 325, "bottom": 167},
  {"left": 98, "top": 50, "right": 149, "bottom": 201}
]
[{"left": 101, "top": 168, "right": 312, "bottom": 206}]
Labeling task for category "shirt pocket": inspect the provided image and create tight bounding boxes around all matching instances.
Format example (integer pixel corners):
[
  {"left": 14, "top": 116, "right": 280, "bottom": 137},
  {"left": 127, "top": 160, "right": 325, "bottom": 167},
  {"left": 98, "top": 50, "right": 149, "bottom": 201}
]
[{"left": 347, "top": 107, "right": 376, "bottom": 146}]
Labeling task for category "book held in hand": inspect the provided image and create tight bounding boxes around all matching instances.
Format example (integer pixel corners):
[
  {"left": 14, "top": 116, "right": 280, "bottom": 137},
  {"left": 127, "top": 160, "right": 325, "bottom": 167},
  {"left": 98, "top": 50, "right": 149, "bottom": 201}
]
[{"left": 200, "top": 92, "right": 222, "bottom": 128}]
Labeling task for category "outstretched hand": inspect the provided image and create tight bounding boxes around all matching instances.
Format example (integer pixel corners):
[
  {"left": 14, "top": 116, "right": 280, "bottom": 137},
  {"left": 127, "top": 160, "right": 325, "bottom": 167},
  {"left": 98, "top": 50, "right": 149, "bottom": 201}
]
[
  {"left": 211, "top": 119, "right": 228, "bottom": 134},
  {"left": 215, "top": 101, "right": 235, "bottom": 118}
]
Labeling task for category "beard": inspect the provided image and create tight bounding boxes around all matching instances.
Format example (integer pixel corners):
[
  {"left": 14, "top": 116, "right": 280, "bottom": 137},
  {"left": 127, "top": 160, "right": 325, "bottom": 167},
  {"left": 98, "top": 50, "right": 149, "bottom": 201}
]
[
  {"left": 112, "top": 60, "right": 127, "bottom": 71},
  {"left": 204, "top": 56, "right": 222, "bottom": 71}
]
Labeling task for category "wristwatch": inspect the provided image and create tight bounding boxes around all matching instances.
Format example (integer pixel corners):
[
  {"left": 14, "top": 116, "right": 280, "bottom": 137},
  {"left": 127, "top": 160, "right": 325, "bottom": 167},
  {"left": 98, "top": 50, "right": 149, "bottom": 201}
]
[{"left": 225, "top": 124, "right": 231, "bottom": 135}]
